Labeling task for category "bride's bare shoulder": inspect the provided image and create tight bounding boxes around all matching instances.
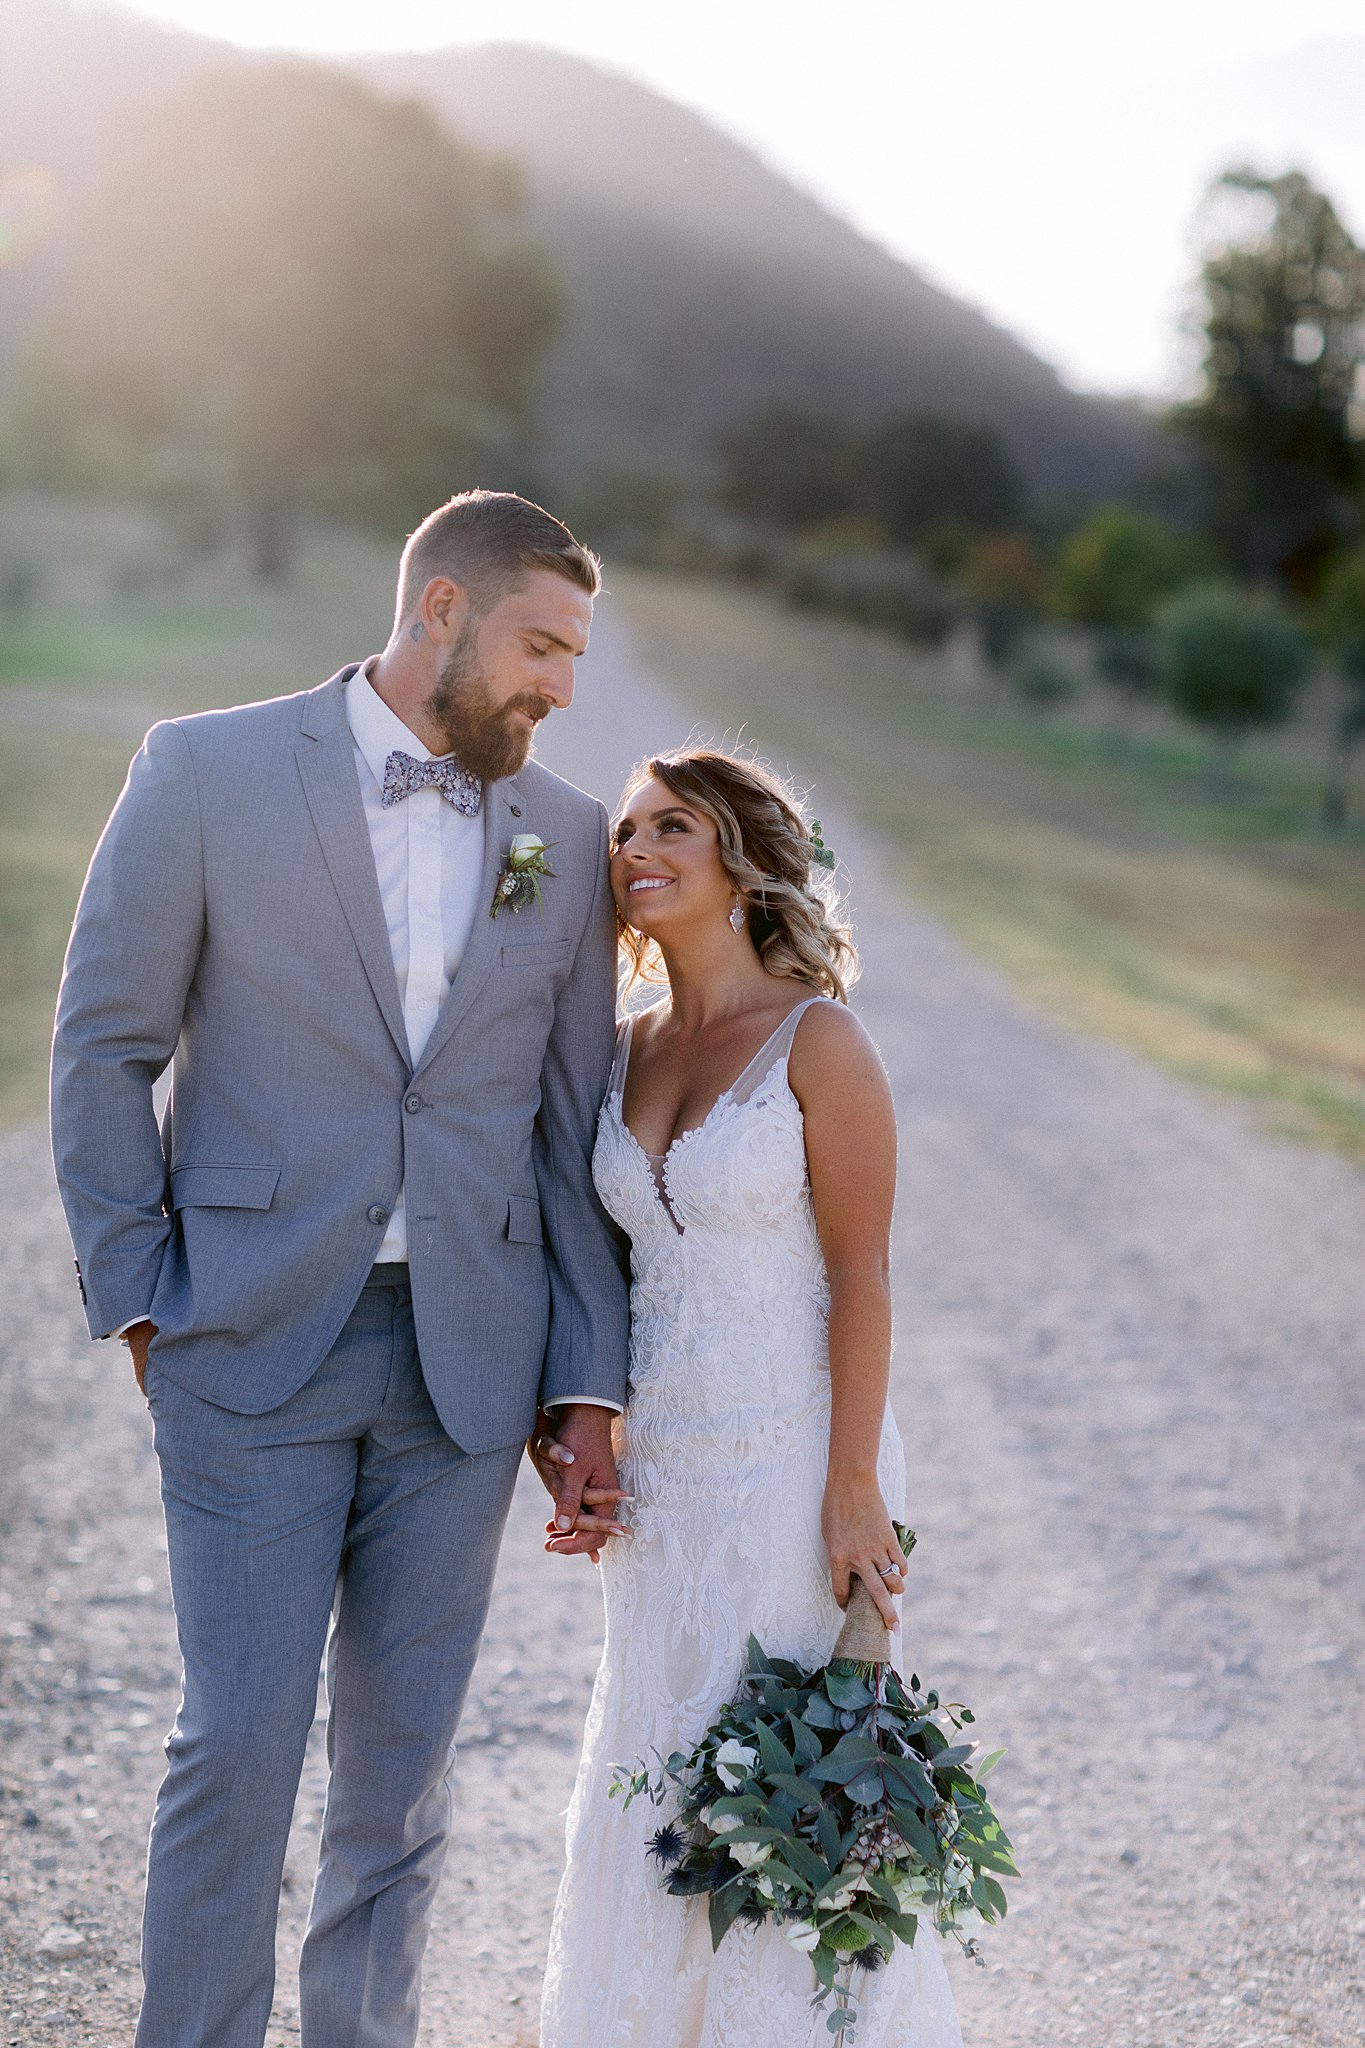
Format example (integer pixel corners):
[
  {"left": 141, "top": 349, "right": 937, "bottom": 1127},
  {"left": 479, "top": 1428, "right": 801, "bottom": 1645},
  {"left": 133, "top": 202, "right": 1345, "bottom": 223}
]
[{"left": 787, "top": 997, "right": 889, "bottom": 1099}]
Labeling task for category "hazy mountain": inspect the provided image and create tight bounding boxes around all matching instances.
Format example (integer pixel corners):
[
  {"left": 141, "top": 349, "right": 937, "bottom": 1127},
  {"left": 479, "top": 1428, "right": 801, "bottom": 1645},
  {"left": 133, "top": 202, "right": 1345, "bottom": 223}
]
[
  {"left": 1, "top": 4, "right": 1155, "bottom": 503},
  {"left": 359, "top": 43, "right": 1155, "bottom": 502}
]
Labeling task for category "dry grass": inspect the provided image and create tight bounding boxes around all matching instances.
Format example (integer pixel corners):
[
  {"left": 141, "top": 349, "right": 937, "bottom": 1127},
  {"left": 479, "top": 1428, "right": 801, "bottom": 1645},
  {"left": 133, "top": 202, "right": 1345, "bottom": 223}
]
[{"left": 612, "top": 567, "right": 1365, "bottom": 1161}]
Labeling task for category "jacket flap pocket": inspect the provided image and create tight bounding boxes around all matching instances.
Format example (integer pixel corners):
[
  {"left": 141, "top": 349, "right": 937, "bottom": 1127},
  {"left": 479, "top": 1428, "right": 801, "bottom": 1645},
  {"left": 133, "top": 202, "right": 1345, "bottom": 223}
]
[
  {"left": 506, "top": 1194, "right": 543, "bottom": 1245},
  {"left": 170, "top": 1165, "right": 281, "bottom": 1211}
]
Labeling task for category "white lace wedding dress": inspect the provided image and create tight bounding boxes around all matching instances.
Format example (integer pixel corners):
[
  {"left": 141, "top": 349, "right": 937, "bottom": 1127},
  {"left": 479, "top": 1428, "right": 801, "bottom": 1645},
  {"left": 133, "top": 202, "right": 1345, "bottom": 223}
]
[{"left": 541, "top": 997, "right": 963, "bottom": 2048}]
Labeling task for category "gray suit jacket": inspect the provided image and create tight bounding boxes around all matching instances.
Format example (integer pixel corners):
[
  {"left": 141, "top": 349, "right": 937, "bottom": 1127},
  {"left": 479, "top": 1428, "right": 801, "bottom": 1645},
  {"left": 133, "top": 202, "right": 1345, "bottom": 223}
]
[{"left": 50, "top": 666, "right": 628, "bottom": 1451}]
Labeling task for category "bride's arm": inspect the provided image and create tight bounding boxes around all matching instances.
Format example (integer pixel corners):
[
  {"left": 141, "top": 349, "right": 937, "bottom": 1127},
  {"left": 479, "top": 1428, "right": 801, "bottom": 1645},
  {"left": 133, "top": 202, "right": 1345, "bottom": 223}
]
[{"left": 789, "top": 1002, "right": 906, "bottom": 1629}]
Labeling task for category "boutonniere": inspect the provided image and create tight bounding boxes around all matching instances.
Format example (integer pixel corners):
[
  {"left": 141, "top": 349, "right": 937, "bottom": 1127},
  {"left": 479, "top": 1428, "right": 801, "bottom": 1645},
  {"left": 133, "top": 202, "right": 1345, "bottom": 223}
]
[{"left": 490, "top": 832, "right": 557, "bottom": 918}]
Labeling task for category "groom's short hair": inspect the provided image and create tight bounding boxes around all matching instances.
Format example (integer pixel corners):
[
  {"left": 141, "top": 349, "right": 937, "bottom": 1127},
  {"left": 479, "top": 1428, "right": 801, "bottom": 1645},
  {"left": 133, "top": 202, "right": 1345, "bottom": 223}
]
[{"left": 396, "top": 490, "right": 601, "bottom": 628}]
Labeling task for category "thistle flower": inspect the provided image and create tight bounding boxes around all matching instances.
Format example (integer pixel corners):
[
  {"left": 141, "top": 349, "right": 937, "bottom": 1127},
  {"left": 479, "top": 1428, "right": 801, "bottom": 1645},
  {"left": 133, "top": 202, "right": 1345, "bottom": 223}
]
[{"left": 646, "top": 1822, "right": 685, "bottom": 1867}]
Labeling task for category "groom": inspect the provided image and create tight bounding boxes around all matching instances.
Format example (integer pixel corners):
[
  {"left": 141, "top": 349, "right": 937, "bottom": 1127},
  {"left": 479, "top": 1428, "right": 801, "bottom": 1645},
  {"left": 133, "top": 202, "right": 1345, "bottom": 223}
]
[{"left": 50, "top": 490, "right": 629, "bottom": 2047}]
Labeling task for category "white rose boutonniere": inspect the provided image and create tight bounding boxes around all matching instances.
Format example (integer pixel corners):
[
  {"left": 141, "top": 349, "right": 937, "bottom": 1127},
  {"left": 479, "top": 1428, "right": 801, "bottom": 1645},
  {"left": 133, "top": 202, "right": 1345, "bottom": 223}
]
[{"left": 490, "top": 832, "right": 556, "bottom": 918}]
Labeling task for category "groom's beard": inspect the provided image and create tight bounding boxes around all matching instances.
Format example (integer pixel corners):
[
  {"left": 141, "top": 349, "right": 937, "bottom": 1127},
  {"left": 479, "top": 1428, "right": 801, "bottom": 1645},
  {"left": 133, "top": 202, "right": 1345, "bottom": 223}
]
[{"left": 423, "top": 629, "right": 551, "bottom": 783}]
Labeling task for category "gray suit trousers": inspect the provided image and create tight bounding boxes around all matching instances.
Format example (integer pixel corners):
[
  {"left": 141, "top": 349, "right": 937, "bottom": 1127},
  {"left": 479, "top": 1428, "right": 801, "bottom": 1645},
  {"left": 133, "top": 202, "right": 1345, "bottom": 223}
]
[{"left": 137, "top": 1268, "right": 522, "bottom": 2048}]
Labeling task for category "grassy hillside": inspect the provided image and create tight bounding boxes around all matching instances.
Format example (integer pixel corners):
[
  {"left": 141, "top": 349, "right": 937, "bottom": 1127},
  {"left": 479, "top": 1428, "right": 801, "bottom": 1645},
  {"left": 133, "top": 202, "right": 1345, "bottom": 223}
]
[{"left": 612, "top": 569, "right": 1365, "bottom": 1162}]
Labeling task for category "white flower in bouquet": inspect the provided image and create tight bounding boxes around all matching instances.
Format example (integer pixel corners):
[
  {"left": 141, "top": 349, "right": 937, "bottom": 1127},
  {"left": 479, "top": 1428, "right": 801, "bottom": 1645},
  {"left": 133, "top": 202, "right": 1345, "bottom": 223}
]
[
  {"left": 785, "top": 1921, "right": 821, "bottom": 1954},
  {"left": 702, "top": 1807, "right": 742, "bottom": 1834},
  {"left": 727, "top": 1839, "right": 773, "bottom": 1869},
  {"left": 713, "top": 1738, "right": 757, "bottom": 1790}
]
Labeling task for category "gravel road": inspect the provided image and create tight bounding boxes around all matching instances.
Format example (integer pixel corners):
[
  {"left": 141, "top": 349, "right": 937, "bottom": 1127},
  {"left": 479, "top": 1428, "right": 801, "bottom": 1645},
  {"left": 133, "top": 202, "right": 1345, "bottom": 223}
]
[{"left": 2, "top": 609, "right": 1363, "bottom": 2047}]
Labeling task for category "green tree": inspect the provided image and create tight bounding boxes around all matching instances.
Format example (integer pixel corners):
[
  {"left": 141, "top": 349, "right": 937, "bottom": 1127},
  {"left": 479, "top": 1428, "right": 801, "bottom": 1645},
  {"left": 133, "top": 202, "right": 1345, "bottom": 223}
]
[
  {"left": 958, "top": 531, "right": 1048, "bottom": 671},
  {"left": 20, "top": 60, "right": 561, "bottom": 577},
  {"left": 715, "top": 403, "right": 856, "bottom": 530},
  {"left": 854, "top": 412, "right": 1024, "bottom": 546},
  {"left": 1156, "top": 582, "right": 1313, "bottom": 777},
  {"left": 1315, "top": 545, "right": 1365, "bottom": 826},
  {"left": 1054, "top": 504, "right": 1188, "bottom": 709},
  {"left": 1179, "top": 167, "right": 1365, "bottom": 594}
]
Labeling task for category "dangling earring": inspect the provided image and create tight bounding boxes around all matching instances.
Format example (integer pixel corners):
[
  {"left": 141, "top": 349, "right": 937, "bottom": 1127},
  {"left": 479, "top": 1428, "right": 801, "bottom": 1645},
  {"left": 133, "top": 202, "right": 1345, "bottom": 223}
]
[{"left": 729, "top": 897, "right": 745, "bottom": 935}]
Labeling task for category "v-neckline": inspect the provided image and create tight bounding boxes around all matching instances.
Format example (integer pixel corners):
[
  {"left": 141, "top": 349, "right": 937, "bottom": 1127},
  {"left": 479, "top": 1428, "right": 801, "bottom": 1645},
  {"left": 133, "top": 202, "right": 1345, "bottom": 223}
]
[{"left": 616, "top": 997, "right": 818, "bottom": 1164}]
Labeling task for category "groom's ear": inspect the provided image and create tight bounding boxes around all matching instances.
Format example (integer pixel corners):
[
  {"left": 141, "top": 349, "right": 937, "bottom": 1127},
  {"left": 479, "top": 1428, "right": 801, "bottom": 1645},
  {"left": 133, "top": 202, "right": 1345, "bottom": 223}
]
[{"left": 419, "top": 576, "right": 472, "bottom": 644}]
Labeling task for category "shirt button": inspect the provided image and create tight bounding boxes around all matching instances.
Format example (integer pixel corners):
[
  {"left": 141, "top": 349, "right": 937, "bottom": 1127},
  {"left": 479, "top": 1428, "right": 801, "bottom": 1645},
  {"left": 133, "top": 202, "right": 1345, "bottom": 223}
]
[
  {"left": 367, "top": 1205, "right": 389, "bottom": 1227},
  {"left": 404, "top": 1093, "right": 423, "bottom": 1114}
]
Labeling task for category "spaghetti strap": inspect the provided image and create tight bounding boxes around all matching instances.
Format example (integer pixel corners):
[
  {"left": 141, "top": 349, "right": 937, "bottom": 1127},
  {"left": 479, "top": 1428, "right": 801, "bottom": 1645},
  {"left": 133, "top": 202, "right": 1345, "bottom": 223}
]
[
  {"left": 727, "top": 994, "right": 829, "bottom": 1105},
  {"left": 608, "top": 1015, "right": 634, "bottom": 1102}
]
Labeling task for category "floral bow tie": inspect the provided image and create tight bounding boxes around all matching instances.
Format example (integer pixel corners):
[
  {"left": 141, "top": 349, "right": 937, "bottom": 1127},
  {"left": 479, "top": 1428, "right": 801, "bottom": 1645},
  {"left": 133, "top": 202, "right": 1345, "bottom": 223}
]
[{"left": 381, "top": 750, "right": 481, "bottom": 818}]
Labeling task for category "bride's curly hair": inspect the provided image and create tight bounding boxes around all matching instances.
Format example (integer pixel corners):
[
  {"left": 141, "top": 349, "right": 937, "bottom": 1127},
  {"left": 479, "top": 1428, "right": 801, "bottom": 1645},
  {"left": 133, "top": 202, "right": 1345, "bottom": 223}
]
[{"left": 616, "top": 746, "right": 858, "bottom": 1002}]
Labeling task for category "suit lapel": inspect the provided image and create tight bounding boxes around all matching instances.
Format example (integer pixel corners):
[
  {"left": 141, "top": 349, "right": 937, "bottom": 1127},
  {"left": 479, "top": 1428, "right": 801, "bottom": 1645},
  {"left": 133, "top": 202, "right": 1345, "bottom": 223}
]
[
  {"left": 295, "top": 673, "right": 411, "bottom": 1070},
  {"left": 411, "top": 776, "right": 525, "bottom": 1079}
]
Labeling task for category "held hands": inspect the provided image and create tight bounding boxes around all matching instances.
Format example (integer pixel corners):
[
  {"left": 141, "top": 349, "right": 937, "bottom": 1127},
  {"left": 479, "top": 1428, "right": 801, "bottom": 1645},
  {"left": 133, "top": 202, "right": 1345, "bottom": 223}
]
[
  {"left": 527, "top": 1403, "right": 631, "bottom": 1564},
  {"left": 822, "top": 1467, "right": 906, "bottom": 1629}
]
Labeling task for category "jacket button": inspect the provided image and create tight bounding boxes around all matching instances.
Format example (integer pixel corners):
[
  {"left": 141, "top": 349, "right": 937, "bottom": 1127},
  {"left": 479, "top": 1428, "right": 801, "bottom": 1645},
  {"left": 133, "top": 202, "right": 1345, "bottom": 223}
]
[
  {"left": 404, "top": 1092, "right": 423, "bottom": 1114},
  {"left": 367, "top": 1205, "right": 389, "bottom": 1227}
]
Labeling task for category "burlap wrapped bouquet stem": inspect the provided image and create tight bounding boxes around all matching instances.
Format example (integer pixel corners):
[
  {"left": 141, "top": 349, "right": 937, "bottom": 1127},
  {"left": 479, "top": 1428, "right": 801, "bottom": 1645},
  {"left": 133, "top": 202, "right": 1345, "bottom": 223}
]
[{"left": 832, "top": 1576, "right": 892, "bottom": 1663}]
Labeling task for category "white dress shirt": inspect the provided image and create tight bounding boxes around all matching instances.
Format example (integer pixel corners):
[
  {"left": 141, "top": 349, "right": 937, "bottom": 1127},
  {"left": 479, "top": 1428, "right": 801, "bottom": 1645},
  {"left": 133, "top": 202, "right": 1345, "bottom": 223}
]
[{"left": 345, "top": 661, "right": 485, "bottom": 1262}]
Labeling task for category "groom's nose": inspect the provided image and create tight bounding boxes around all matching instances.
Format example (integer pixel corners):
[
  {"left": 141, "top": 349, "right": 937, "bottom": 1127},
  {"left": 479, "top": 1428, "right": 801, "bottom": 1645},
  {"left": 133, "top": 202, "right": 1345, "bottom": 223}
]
[{"left": 538, "top": 655, "right": 575, "bottom": 710}]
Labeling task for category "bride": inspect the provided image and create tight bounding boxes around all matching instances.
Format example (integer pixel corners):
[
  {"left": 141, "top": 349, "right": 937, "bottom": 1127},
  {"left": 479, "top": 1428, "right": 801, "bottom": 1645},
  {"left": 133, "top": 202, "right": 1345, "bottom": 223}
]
[{"left": 537, "top": 747, "right": 963, "bottom": 2048}]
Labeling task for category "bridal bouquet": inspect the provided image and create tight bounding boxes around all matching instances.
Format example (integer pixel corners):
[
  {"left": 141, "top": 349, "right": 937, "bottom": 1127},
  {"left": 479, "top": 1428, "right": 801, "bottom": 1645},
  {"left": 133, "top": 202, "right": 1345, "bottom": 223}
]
[{"left": 609, "top": 1533, "right": 1015, "bottom": 2037}]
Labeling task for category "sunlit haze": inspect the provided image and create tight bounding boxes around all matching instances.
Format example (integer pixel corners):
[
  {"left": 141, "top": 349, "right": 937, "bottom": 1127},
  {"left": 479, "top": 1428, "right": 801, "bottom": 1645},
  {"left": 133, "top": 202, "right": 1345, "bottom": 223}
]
[{"left": 91, "top": 1, "right": 1365, "bottom": 396}]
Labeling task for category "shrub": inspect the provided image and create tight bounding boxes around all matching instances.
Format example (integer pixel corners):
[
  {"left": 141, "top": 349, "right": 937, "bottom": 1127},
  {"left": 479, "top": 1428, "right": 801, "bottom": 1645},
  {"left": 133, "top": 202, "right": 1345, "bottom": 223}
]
[
  {"left": 785, "top": 547, "right": 960, "bottom": 649},
  {"left": 1155, "top": 581, "right": 1312, "bottom": 742},
  {"left": 1010, "top": 648, "right": 1082, "bottom": 710}
]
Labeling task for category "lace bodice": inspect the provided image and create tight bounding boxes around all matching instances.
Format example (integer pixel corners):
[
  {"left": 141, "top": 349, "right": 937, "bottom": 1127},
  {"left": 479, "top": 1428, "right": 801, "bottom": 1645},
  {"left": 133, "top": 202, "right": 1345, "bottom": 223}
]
[
  {"left": 541, "top": 995, "right": 961, "bottom": 2048},
  {"left": 591, "top": 998, "right": 833, "bottom": 1432}
]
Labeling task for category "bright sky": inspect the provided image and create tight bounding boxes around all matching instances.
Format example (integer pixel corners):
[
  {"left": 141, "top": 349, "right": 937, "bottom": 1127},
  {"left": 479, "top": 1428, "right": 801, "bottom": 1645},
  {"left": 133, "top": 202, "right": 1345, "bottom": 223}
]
[{"left": 120, "top": 0, "right": 1365, "bottom": 399}]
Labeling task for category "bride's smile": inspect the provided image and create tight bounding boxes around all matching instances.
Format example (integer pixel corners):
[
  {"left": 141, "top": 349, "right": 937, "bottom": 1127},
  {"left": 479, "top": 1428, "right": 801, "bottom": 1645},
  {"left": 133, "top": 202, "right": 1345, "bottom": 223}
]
[{"left": 610, "top": 782, "right": 733, "bottom": 933}]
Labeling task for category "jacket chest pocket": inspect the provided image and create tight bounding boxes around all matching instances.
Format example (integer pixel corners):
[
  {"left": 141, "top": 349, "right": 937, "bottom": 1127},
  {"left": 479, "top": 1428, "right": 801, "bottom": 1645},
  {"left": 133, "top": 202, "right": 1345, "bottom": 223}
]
[{"left": 500, "top": 937, "right": 573, "bottom": 971}]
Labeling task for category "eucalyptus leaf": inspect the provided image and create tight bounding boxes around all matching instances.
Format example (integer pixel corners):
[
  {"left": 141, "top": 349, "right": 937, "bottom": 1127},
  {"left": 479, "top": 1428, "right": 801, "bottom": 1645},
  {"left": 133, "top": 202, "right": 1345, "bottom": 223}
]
[
  {"left": 891, "top": 1804, "right": 940, "bottom": 1863},
  {"left": 755, "top": 1720, "right": 795, "bottom": 1777},
  {"left": 846, "top": 1769, "right": 886, "bottom": 1805},
  {"left": 816, "top": 1809, "right": 843, "bottom": 1865},
  {"left": 932, "top": 1742, "right": 978, "bottom": 1773},
  {"left": 967, "top": 1840, "right": 1020, "bottom": 1877},
  {"left": 825, "top": 1670, "right": 875, "bottom": 1710},
  {"left": 780, "top": 1837, "right": 830, "bottom": 1889},
  {"left": 788, "top": 1714, "right": 823, "bottom": 1764},
  {"left": 708, "top": 1879, "right": 748, "bottom": 1951}
]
